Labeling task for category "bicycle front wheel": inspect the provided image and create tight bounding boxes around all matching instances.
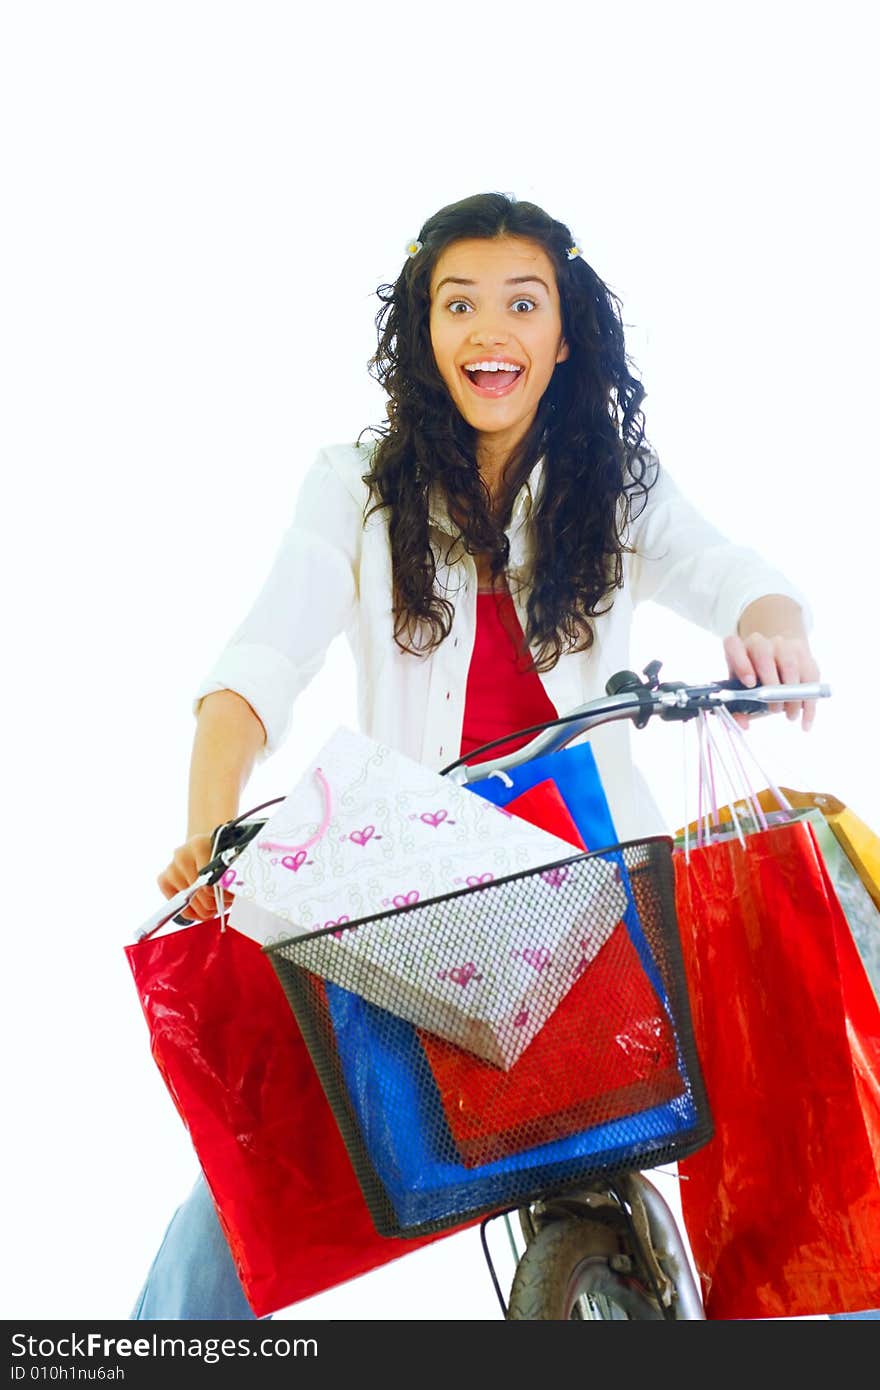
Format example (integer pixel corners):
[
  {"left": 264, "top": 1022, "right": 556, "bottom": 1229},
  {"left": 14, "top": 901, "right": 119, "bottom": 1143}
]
[{"left": 506, "top": 1218, "right": 666, "bottom": 1321}]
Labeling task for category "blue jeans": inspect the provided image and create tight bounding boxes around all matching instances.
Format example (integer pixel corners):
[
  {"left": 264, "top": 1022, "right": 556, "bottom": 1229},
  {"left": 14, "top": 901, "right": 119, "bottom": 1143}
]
[{"left": 130, "top": 1173, "right": 268, "bottom": 1320}]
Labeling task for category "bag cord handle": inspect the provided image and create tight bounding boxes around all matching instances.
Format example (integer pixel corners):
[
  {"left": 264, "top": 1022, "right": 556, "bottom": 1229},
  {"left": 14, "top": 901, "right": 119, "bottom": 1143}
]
[{"left": 255, "top": 767, "right": 333, "bottom": 854}]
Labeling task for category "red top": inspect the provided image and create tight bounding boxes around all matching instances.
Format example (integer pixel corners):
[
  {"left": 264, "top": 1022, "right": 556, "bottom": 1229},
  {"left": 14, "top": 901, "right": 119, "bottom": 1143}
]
[{"left": 459, "top": 587, "right": 558, "bottom": 767}]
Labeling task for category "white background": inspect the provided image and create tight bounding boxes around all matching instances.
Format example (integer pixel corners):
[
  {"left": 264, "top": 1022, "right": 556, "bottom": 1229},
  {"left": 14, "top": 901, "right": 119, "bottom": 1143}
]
[{"left": 1, "top": 1, "right": 876, "bottom": 1321}]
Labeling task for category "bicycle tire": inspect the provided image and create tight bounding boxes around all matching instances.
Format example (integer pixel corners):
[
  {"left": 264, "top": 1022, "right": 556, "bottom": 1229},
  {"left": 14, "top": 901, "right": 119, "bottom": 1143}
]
[{"left": 506, "top": 1218, "right": 666, "bottom": 1320}]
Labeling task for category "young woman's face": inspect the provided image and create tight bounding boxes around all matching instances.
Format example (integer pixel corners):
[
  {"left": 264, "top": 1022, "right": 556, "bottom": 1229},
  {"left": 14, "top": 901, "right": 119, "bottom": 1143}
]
[{"left": 429, "top": 235, "right": 569, "bottom": 461}]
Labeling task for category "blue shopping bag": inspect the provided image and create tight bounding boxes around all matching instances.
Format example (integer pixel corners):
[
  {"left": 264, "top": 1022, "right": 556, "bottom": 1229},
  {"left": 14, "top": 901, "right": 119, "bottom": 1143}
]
[
  {"left": 466, "top": 738, "right": 620, "bottom": 847},
  {"left": 326, "top": 964, "right": 698, "bottom": 1230}
]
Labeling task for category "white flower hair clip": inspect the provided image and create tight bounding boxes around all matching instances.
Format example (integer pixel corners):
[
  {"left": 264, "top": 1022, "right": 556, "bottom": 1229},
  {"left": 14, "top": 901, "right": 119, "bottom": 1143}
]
[
  {"left": 405, "top": 238, "right": 423, "bottom": 258},
  {"left": 566, "top": 241, "right": 583, "bottom": 261}
]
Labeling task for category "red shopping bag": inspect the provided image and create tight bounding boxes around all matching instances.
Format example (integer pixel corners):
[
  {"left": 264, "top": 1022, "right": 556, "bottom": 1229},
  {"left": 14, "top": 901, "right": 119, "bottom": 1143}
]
[
  {"left": 420, "top": 923, "right": 684, "bottom": 1165},
  {"left": 125, "top": 919, "right": 459, "bottom": 1318},
  {"left": 494, "top": 778, "right": 590, "bottom": 846},
  {"left": 675, "top": 820, "right": 880, "bottom": 1319},
  {"left": 419, "top": 779, "right": 684, "bottom": 1166}
]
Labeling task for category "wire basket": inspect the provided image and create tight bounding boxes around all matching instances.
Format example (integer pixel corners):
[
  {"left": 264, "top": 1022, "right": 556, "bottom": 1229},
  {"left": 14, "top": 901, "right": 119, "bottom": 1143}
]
[{"left": 265, "top": 835, "right": 712, "bottom": 1237}]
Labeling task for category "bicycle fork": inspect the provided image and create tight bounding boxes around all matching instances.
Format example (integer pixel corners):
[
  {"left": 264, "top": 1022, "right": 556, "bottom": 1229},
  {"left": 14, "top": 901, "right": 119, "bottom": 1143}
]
[
  {"left": 526, "top": 1173, "right": 706, "bottom": 1319},
  {"left": 622, "top": 1173, "right": 705, "bottom": 1319}
]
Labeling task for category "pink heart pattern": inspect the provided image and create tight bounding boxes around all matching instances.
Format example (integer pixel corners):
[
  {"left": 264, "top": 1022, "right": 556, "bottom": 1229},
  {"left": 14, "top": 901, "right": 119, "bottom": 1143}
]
[
  {"left": 326, "top": 915, "right": 350, "bottom": 939},
  {"left": 466, "top": 873, "right": 494, "bottom": 886},
  {"left": 392, "top": 890, "right": 420, "bottom": 908},
  {"left": 522, "top": 947, "right": 552, "bottom": 972},
  {"left": 540, "top": 866, "right": 569, "bottom": 889},
  {"left": 420, "top": 809, "right": 449, "bottom": 828},
  {"left": 436, "top": 962, "right": 482, "bottom": 987},
  {"left": 349, "top": 826, "right": 375, "bottom": 846},
  {"left": 281, "top": 851, "right": 307, "bottom": 873}
]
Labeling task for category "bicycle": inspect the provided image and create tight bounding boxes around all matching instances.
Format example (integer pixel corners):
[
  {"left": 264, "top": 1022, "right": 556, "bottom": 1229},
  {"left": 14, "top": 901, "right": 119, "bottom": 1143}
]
[{"left": 136, "top": 661, "right": 831, "bottom": 1321}]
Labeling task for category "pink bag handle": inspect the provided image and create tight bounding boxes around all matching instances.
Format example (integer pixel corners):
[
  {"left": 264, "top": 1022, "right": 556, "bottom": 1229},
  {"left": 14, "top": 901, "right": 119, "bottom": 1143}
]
[
  {"left": 134, "top": 772, "right": 333, "bottom": 943},
  {"left": 695, "top": 713, "right": 721, "bottom": 849},
  {"left": 702, "top": 714, "right": 748, "bottom": 849},
  {"left": 715, "top": 707, "right": 794, "bottom": 814},
  {"left": 689, "top": 713, "right": 747, "bottom": 852},
  {"left": 684, "top": 704, "right": 795, "bottom": 860},
  {"left": 716, "top": 712, "right": 770, "bottom": 831},
  {"left": 257, "top": 767, "right": 333, "bottom": 854}
]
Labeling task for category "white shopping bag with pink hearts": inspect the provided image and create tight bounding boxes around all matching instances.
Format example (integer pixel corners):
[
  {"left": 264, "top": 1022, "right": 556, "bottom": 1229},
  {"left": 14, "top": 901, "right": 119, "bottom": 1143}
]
[{"left": 228, "top": 727, "right": 627, "bottom": 1068}]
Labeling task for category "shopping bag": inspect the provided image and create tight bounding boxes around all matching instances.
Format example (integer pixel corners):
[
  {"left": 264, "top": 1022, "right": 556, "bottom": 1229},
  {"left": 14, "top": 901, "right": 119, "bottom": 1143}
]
[
  {"left": 278, "top": 748, "right": 709, "bottom": 1234},
  {"left": 420, "top": 923, "right": 685, "bottom": 1166},
  {"left": 770, "top": 788, "right": 880, "bottom": 914},
  {"left": 125, "top": 918, "right": 458, "bottom": 1318},
  {"left": 419, "top": 779, "right": 684, "bottom": 1166},
  {"left": 466, "top": 739, "right": 669, "bottom": 1000},
  {"left": 674, "top": 819, "right": 880, "bottom": 1319},
  {"left": 226, "top": 727, "right": 624, "bottom": 1068},
  {"left": 677, "top": 796, "right": 880, "bottom": 1002},
  {"left": 465, "top": 737, "right": 619, "bottom": 849},
  {"left": 325, "top": 934, "right": 703, "bottom": 1232},
  {"left": 676, "top": 719, "right": 880, "bottom": 914}
]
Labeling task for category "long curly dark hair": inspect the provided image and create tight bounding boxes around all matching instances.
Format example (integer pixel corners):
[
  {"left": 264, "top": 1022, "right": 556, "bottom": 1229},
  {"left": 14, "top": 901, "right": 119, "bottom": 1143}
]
[{"left": 357, "top": 191, "right": 657, "bottom": 673}]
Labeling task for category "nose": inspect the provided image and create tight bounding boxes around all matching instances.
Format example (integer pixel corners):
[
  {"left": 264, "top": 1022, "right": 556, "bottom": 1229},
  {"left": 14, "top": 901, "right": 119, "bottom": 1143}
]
[{"left": 469, "top": 317, "right": 509, "bottom": 348}]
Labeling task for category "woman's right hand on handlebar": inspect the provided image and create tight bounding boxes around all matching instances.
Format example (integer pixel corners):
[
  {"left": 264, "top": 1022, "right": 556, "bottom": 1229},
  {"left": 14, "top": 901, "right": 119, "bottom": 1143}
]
[{"left": 157, "top": 833, "right": 234, "bottom": 922}]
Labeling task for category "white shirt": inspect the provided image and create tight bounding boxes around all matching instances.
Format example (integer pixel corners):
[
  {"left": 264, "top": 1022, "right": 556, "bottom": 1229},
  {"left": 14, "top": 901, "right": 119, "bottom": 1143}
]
[{"left": 193, "top": 442, "right": 809, "bottom": 841}]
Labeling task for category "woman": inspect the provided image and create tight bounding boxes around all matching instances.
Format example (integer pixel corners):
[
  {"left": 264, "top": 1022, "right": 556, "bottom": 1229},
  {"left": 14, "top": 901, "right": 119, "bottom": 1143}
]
[{"left": 135, "top": 192, "right": 816, "bottom": 1319}]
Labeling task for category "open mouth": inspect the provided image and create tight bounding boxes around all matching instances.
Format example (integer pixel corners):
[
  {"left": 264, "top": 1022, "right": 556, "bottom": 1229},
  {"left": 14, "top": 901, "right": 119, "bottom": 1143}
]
[{"left": 461, "top": 364, "right": 525, "bottom": 398}]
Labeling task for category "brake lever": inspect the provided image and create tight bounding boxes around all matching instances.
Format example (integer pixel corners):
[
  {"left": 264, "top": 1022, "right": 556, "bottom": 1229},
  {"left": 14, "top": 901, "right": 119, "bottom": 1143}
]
[
  {"left": 169, "top": 819, "right": 267, "bottom": 927},
  {"left": 714, "top": 678, "right": 773, "bottom": 717},
  {"left": 656, "top": 679, "right": 781, "bottom": 721}
]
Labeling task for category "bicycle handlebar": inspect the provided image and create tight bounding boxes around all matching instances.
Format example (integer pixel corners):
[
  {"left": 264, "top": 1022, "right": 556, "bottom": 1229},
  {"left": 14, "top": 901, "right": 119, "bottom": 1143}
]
[
  {"left": 135, "top": 662, "right": 831, "bottom": 940},
  {"left": 438, "top": 676, "right": 831, "bottom": 783}
]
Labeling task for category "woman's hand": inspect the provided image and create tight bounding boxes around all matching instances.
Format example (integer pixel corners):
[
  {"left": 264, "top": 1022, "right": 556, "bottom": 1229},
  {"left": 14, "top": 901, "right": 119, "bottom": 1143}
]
[
  {"left": 723, "top": 631, "right": 821, "bottom": 731},
  {"left": 157, "top": 832, "right": 235, "bottom": 923}
]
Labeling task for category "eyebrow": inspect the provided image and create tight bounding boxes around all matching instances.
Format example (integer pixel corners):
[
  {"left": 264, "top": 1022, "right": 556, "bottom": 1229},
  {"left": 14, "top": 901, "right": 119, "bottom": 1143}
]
[{"left": 433, "top": 275, "right": 551, "bottom": 295}]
